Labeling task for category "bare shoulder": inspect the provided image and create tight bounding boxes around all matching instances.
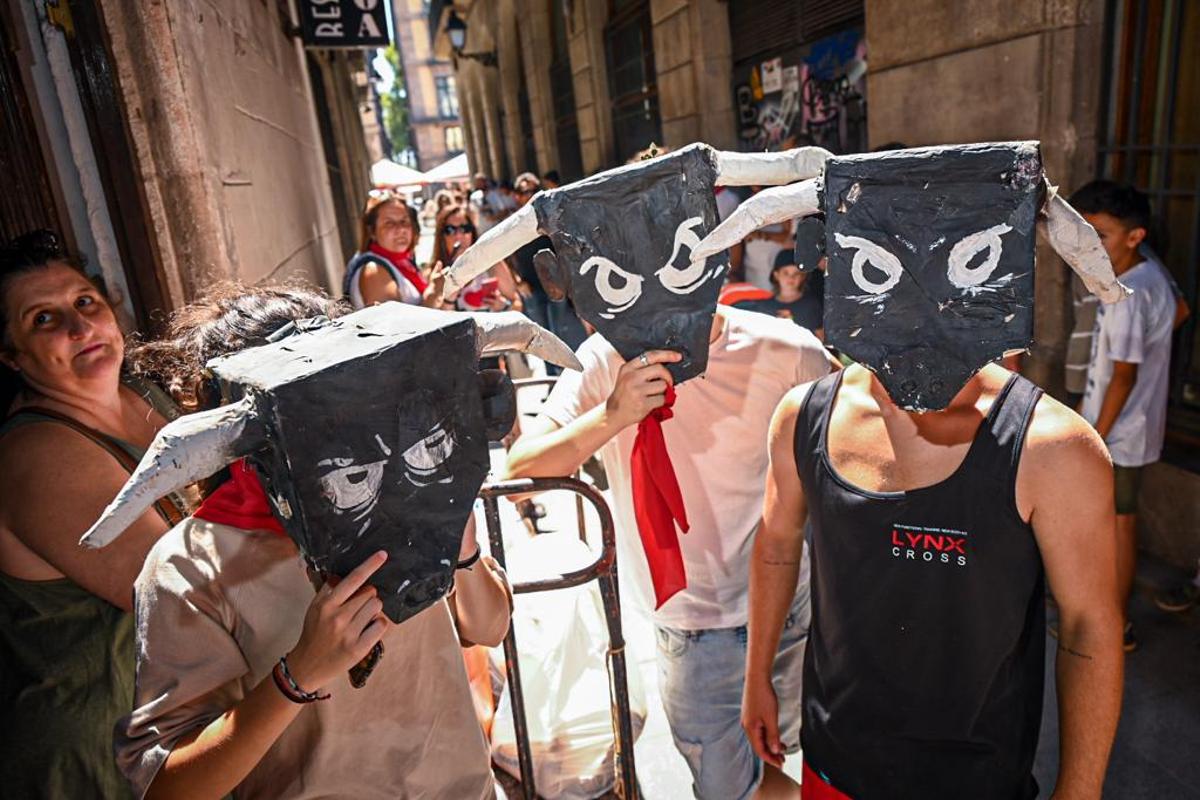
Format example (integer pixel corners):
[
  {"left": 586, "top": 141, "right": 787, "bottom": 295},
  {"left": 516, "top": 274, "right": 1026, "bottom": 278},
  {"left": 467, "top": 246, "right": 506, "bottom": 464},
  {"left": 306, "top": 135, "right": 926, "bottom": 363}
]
[
  {"left": 0, "top": 421, "right": 132, "bottom": 514},
  {"left": 1018, "top": 392, "right": 1112, "bottom": 507}
]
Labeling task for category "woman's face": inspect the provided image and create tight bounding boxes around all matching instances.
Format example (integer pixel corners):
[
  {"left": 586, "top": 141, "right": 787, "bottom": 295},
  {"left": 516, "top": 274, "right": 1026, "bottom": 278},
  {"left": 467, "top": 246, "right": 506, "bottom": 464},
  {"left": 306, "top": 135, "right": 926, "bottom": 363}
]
[
  {"left": 774, "top": 265, "right": 806, "bottom": 295},
  {"left": 1, "top": 261, "right": 123, "bottom": 392},
  {"left": 372, "top": 201, "right": 415, "bottom": 252},
  {"left": 441, "top": 211, "right": 475, "bottom": 260}
]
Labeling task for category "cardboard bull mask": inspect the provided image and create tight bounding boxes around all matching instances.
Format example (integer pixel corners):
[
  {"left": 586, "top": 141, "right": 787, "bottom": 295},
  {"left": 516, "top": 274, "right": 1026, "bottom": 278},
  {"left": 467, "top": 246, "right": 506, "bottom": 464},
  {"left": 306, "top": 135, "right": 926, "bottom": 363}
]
[
  {"left": 691, "top": 141, "right": 1129, "bottom": 411},
  {"left": 444, "top": 143, "right": 833, "bottom": 382},
  {"left": 80, "top": 304, "right": 581, "bottom": 623}
]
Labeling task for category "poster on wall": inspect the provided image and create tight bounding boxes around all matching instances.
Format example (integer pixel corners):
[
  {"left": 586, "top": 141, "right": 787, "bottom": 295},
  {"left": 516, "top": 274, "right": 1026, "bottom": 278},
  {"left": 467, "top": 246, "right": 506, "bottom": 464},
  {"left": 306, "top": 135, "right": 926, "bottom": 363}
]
[
  {"left": 299, "top": 0, "right": 390, "bottom": 48},
  {"left": 783, "top": 65, "right": 801, "bottom": 95},
  {"left": 761, "top": 57, "right": 783, "bottom": 93}
]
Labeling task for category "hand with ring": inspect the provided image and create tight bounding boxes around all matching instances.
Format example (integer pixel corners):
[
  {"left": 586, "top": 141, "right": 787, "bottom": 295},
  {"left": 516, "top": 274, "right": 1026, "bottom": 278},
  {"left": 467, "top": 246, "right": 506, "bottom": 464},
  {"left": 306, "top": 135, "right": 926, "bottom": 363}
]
[{"left": 604, "top": 350, "right": 683, "bottom": 430}]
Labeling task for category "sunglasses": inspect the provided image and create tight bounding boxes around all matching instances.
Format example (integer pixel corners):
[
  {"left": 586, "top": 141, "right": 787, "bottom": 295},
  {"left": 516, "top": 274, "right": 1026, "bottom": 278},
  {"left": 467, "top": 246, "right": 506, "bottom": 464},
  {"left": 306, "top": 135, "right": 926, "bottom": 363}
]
[{"left": 442, "top": 223, "right": 476, "bottom": 236}]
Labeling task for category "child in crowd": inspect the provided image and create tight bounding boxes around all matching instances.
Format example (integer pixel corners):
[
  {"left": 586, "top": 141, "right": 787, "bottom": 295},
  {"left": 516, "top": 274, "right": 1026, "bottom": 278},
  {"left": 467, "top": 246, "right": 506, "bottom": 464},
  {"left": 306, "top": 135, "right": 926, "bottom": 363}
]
[{"left": 1072, "top": 180, "right": 1177, "bottom": 650}]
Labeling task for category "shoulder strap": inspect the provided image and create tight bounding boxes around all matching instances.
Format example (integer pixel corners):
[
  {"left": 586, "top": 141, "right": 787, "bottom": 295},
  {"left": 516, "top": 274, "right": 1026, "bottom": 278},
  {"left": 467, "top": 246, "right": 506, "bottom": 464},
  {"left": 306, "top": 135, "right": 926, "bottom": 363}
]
[
  {"left": 966, "top": 374, "right": 1044, "bottom": 512},
  {"left": 4, "top": 408, "right": 186, "bottom": 526},
  {"left": 792, "top": 370, "right": 842, "bottom": 482}
]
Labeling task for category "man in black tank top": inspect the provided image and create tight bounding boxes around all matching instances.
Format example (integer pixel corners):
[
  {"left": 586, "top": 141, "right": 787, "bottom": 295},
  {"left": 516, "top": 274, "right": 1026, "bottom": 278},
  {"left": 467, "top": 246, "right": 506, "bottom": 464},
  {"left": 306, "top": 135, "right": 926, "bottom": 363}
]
[{"left": 706, "top": 144, "right": 1129, "bottom": 799}]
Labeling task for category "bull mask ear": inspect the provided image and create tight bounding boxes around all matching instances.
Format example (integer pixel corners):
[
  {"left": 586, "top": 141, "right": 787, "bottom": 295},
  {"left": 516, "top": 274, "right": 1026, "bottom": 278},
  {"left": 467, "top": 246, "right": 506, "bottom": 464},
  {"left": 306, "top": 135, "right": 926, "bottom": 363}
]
[
  {"left": 533, "top": 248, "right": 568, "bottom": 302},
  {"left": 442, "top": 203, "right": 539, "bottom": 298},
  {"left": 714, "top": 147, "right": 833, "bottom": 186},
  {"left": 478, "top": 369, "right": 517, "bottom": 441},
  {"left": 690, "top": 177, "right": 822, "bottom": 265},
  {"left": 1039, "top": 181, "right": 1131, "bottom": 304},
  {"left": 468, "top": 310, "right": 583, "bottom": 372},
  {"left": 79, "top": 397, "right": 266, "bottom": 548}
]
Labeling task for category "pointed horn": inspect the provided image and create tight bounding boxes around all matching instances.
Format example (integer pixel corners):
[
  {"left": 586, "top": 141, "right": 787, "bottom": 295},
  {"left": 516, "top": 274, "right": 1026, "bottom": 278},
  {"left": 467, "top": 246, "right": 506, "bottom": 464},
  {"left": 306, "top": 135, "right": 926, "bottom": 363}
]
[
  {"left": 79, "top": 397, "right": 265, "bottom": 548},
  {"left": 714, "top": 147, "right": 833, "bottom": 186},
  {"left": 691, "top": 177, "right": 822, "bottom": 265},
  {"left": 468, "top": 310, "right": 583, "bottom": 372},
  {"left": 442, "top": 203, "right": 539, "bottom": 298},
  {"left": 1039, "top": 182, "right": 1131, "bottom": 304}
]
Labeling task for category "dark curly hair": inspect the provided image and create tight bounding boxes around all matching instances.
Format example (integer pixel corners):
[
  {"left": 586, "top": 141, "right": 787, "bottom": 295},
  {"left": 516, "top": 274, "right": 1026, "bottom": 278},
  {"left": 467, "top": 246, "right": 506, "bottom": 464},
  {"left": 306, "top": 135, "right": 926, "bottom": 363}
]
[
  {"left": 128, "top": 283, "right": 347, "bottom": 411},
  {"left": 1068, "top": 180, "right": 1152, "bottom": 232}
]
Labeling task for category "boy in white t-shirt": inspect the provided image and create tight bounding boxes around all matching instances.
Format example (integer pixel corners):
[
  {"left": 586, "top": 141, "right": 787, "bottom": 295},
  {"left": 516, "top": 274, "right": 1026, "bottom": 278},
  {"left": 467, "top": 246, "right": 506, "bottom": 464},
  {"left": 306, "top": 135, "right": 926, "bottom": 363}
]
[
  {"left": 1073, "top": 180, "right": 1176, "bottom": 650},
  {"left": 506, "top": 306, "right": 835, "bottom": 799}
]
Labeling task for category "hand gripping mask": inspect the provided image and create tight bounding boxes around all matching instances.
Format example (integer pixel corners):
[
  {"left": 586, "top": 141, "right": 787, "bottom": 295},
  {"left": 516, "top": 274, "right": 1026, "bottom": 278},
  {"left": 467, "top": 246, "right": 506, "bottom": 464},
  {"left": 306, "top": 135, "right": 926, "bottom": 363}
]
[
  {"left": 691, "top": 141, "right": 1130, "bottom": 411},
  {"left": 443, "top": 142, "right": 833, "bottom": 383},
  {"left": 80, "top": 304, "right": 581, "bottom": 623}
]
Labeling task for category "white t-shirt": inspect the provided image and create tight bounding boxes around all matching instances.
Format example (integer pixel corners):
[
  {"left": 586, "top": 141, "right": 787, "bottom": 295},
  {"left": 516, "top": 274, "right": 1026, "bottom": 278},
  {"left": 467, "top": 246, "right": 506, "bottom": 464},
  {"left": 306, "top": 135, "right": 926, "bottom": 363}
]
[
  {"left": 540, "top": 306, "right": 831, "bottom": 629},
  {"left": 1081, "top": 260, "right": 1175, "bottom": 466}
]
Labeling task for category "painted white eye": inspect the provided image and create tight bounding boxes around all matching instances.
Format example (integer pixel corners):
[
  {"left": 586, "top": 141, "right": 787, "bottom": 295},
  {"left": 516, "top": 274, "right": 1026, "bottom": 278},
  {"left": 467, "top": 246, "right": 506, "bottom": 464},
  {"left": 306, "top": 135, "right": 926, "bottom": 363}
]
[
  {"left": 656, "top": 217, "right": 714, "bottom": 295},
  {"left": 403, "top": 423, "right": 457, "bottom": 486},
  {"left": 946, "top": 223, "right": 1012, "bottom": 288},
  {"left": 581, "top": 256, "right": 644, "bottom": 318},
  {"left": 317, "top": 458, "right": 386, "bottom": 520},
  {"left": 834, "top": 233, "right": 903, "bottom": 294}
]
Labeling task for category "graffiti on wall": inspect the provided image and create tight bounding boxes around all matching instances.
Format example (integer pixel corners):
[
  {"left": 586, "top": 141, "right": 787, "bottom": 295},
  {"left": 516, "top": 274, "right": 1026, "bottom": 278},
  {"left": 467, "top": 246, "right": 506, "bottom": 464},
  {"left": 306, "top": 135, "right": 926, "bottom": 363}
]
[{"left": 735, "top": 29, "right": 867, "bottom": 154}]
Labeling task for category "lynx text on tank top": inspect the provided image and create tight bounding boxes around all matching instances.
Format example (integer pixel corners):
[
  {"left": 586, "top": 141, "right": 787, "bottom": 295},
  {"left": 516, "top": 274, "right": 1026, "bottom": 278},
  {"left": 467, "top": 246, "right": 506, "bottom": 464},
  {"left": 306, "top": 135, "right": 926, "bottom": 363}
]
[{"left": 794, "top": 370, "right": 1045, "bottom": 800}]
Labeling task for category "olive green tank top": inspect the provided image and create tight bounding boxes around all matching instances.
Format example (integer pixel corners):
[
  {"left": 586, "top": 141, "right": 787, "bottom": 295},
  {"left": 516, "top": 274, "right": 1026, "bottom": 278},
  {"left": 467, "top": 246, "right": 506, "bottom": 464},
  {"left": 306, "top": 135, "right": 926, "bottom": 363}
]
[{"left": 0, "top": 376, "right": 185, "bottom": 799}]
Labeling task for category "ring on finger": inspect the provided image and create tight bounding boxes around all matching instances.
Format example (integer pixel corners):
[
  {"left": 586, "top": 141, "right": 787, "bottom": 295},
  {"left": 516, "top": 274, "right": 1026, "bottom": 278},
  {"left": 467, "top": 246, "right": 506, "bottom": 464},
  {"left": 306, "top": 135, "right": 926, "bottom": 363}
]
[{"left": 639, "top": 354, "right": 649, "bottom": 367}]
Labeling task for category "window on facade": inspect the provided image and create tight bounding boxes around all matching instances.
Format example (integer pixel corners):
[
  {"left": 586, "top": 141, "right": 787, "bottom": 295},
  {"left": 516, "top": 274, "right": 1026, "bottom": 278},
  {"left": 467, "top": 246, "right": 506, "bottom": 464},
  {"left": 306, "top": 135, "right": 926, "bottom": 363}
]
[
  {"left": 1100, "top": 0, "right": 1200, "bottom": 466},
  {"left": 550, "top": 0, "right": 584, "bottom": 180},
  {"left": 604, "top": 0, "right": 661, "bottom": 165},
  {"left": 435, "top": 75, "right": 459, "bottom": 120},
  {"left": 444, "top": 125, "right": 464, "bottom": 154}
]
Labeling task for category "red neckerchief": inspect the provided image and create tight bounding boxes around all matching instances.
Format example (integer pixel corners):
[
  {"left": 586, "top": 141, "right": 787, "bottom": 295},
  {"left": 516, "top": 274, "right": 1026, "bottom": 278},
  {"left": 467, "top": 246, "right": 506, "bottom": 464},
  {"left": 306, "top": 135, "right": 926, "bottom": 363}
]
[
  {"left": 368, "top": 242, "right": 428, "bottom": 294},
  {"left": 193, "top": 459, "right": 286, "bottom": 535},
  {"left": 630, "top": 385, "right": 690, "bottom": 608},
  {"left": 801, "top": 762, "right": 854, "bottom": 800}
]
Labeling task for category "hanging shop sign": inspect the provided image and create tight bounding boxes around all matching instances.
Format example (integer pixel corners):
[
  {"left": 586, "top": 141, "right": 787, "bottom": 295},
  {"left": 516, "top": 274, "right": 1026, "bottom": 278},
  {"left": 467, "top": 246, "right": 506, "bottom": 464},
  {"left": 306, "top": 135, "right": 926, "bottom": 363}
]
[{"left": 299, "top": 0, "right": 389, "bottom": 48}]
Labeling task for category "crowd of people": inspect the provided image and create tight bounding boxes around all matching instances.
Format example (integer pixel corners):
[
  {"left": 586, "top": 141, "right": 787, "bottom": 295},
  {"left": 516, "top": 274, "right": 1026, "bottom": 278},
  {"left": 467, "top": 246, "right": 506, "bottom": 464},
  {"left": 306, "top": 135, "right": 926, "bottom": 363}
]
[{"left": 0, "top": 140, "right": 1192, "bottom": 800}]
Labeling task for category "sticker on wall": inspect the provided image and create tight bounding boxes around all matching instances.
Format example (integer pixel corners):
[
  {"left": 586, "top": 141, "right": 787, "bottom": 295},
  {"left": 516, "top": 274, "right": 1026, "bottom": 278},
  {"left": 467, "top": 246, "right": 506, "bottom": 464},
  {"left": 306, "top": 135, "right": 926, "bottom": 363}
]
[
  {"left": 783, "top": 65, "right": 800, "bottom": 95},
  {"left": 750, "top": 66, "right": 764, "bottom": 101},
  {"left": 761, "top": 57, "right": 783, "bottom": 93}
]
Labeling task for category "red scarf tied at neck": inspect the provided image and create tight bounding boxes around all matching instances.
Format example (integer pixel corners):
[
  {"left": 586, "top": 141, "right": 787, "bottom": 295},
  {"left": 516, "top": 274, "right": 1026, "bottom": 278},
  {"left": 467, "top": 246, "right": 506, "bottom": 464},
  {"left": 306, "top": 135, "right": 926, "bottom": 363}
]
[
  {"left": 630, "top": 385, "right": 690, "bottom": 608},
  {"left": 193, "top": 459, "right": 286, "bottom": 535},
  {"left": 369, "top": 242, "right": 427, "bottom": 294}
]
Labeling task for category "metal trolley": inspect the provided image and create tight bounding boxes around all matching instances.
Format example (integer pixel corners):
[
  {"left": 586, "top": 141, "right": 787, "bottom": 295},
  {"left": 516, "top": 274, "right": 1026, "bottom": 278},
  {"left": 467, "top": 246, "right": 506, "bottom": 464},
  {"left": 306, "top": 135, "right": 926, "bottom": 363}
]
[{"left": 479, "top": 476, "right": 640, "bottom": 800}]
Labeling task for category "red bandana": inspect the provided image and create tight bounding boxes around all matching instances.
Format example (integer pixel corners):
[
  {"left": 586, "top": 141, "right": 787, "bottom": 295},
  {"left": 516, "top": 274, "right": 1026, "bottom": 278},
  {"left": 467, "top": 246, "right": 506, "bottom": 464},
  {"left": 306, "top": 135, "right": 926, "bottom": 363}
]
[
  {"left": 192, "top": 459, "right": 286, "bottom": 535},
  {"left": 369, "top": 242, "right": 428, "bottom": 294},
  {"left": 630, "top": 386, "right": 690, "bottom": 608}
]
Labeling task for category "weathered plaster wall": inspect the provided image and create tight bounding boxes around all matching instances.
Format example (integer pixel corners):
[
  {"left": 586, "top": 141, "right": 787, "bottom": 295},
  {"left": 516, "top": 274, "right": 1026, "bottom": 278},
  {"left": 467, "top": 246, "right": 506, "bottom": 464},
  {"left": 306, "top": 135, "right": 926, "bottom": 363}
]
[
  {"left": 100, "top": 0, "right": 345, "bottom": 297},
  {"left": 650, "top": 0, "right": 735, "bottom": 151}
]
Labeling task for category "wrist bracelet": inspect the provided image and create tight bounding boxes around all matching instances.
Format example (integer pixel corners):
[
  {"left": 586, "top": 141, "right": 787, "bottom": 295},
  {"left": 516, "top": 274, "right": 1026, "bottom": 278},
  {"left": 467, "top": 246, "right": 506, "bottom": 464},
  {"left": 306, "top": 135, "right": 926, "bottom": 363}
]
[
  {"left": 273, "top": 655, "right": 331, "bottom": 703},
  {"left": 456, "top": 546, "right": 482, "bottom": 570}
]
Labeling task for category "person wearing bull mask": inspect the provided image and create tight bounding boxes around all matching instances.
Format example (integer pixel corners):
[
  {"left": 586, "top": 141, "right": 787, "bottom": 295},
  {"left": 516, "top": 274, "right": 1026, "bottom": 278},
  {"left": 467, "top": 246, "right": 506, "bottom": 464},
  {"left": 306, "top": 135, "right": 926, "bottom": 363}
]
[
  {"left": 444, "top": 143, "right": 839, "bottom": 799},
  {"left": 79, "top": 285, "right": 582, "bottom": 799},
  {"left": 692, "top": 142, "right": 1127, "bottom": 799}
]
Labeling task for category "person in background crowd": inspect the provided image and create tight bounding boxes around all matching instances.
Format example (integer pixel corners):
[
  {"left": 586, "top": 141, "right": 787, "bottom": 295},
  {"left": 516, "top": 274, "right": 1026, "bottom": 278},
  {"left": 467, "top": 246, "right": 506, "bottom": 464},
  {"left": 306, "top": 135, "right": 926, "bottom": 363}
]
[
  {"left": 114, "top": 285, "right": 510, "bottom": 800},
  {"left": 541, "top": 170, "right": 561, "bottom": 190},
  {"left": 508, "top": 172, "right": 587, "bottom": 375},
  {"left": 431, "top": 203, "right": 521, "bottom": 314},
  {"left": 740, "top": 187, "right": 793, "bottom": 291},
  {"left": 743, "top": 249, "right": 824, "bottom": 338},
  {"left": 504, "top": 304, "right": 837, "bottom": 799},
  {"left": 1072, "top": 180, "right": 1177, "bottom": 651},
  {"left": 0, "top": 230, "right": 191, "bottom": 798},
  {"left": 715, "top": 185, "right": 746, "bottom": 280},
  {"left": 344, "top": 190, "right": 446, "bottom": 310}
]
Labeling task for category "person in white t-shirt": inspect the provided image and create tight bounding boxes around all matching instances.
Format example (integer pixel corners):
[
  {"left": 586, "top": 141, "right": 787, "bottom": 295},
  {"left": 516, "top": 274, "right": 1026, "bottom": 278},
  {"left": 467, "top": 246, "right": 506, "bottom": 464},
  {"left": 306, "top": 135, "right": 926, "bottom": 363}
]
[
  {"left": 505, "top": 305, "right": 835, "bottom": 799},
  {"left": 1074, "top": 180, "right": 1176, "bottom": 651}
]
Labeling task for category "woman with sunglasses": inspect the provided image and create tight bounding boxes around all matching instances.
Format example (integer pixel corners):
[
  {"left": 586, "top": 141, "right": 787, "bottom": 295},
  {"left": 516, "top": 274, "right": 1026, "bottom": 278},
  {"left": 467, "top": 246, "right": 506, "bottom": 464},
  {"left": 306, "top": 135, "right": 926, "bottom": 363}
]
[
  {"left": 432, "top": 204, "right": 521, "bottom": 314},
  {"left": 0, "top": 231, "right": 191, "bottom": 797},
  {"left": 344, "top": 190, "right": 446, "bottom": 309}
]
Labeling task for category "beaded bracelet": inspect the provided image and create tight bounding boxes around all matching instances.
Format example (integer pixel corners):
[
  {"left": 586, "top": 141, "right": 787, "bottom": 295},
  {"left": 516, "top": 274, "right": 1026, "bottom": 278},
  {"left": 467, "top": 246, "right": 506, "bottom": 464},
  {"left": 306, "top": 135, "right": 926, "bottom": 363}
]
[{"left": 272, "top": 655, "right": 331, "bottom": 704}]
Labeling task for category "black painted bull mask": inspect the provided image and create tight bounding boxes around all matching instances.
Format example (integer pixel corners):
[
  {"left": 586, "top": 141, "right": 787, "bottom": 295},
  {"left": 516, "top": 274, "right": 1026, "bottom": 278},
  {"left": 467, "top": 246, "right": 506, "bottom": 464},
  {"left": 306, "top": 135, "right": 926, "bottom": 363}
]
[
  {"left": 691, "top": 141, "right": 1129, "bottom": 411},
  {"left": 443, "top": 143, "right": 833, "bottom": 382},
  {"left": 80, "top": 304, "right": 581, "bottom": 623}
]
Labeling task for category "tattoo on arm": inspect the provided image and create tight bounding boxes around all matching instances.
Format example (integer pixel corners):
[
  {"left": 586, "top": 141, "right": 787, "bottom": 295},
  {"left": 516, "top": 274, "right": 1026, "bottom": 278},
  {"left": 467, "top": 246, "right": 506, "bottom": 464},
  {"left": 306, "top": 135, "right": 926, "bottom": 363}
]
[
  {"left": 1057, "top": 642, "right": 1094, "bottom": 661},
  {"left": 761, "top": 557, "right": 801, "bottom": 566}
]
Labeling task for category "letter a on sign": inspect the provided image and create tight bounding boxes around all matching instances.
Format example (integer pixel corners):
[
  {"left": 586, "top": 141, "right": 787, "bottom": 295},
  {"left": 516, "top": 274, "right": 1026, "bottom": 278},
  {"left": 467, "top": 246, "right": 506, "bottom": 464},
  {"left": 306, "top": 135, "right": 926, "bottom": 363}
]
[{"left": 299, "top": 0, "right": 390, "bottom": 48}]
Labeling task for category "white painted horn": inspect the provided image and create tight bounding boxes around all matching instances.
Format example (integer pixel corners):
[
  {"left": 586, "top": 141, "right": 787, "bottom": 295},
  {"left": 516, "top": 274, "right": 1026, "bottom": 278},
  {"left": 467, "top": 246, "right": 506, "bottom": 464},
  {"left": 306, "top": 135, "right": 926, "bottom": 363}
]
[
  {"left": 469, "top": 310, "right": 583, "bottom": 372},
  {"left": 690, "top": 177, "right": 822, "bottom": 265},
  {"left": 79, "top": 397, "right": 265, "bottom": 548},
  {"left": 442, "top": 203, "right": 539, "bottom": 297},
  {"left": 714, "top": 147, "right": 833, "bottom": 187},
  {"left": 1039, "top": 182, "right": 1131, "bottom": 304}
]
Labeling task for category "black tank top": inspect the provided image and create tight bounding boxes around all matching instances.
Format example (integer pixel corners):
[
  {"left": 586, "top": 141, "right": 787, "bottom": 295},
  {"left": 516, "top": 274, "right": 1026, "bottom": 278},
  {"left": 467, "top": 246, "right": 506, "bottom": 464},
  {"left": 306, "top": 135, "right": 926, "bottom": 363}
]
[{"left": 795, "top": 370, "right": 1045, "bottom": 800}]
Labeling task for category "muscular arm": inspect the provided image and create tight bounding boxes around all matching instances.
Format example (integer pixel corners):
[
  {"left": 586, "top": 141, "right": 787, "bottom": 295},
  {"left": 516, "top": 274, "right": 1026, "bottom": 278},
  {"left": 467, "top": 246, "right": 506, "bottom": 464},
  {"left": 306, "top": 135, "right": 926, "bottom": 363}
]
[
  {"left": 0, "top": 425, "right": 170, "bottom": 610},
  {"left": 1021, "top": 401, "right": 1123, "bottom": 799},
  {"left": 743, "top": 386, "right": 810, "bottom": 768},
  {"left": 1093, "top": 360, "right": 1137, "bottom": 440}
]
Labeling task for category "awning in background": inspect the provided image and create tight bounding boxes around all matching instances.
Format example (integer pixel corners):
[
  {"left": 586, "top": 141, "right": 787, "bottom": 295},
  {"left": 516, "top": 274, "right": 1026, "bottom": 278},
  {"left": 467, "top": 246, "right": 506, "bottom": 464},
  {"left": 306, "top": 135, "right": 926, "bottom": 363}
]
[
  {"left": 423, "top": 152, "right": 470, "bottom": 184},
  {"left": 371, "top": 159, "right": 427, "bottom": 188}
]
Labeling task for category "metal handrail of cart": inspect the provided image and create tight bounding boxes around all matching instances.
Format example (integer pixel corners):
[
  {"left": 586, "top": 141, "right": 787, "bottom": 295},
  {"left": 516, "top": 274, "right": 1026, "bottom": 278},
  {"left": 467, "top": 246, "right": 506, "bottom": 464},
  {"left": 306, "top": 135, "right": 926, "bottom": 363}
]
[{"left": 479, "top": 476, "right": 639, "bottom": 800}]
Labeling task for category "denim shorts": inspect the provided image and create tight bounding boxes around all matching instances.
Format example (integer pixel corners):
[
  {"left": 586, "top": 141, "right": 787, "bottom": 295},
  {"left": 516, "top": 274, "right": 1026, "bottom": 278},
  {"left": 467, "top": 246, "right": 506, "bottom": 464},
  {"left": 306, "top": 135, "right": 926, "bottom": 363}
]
[{"left": 654, "top": 590, "right": 810, "bottom": 800}]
